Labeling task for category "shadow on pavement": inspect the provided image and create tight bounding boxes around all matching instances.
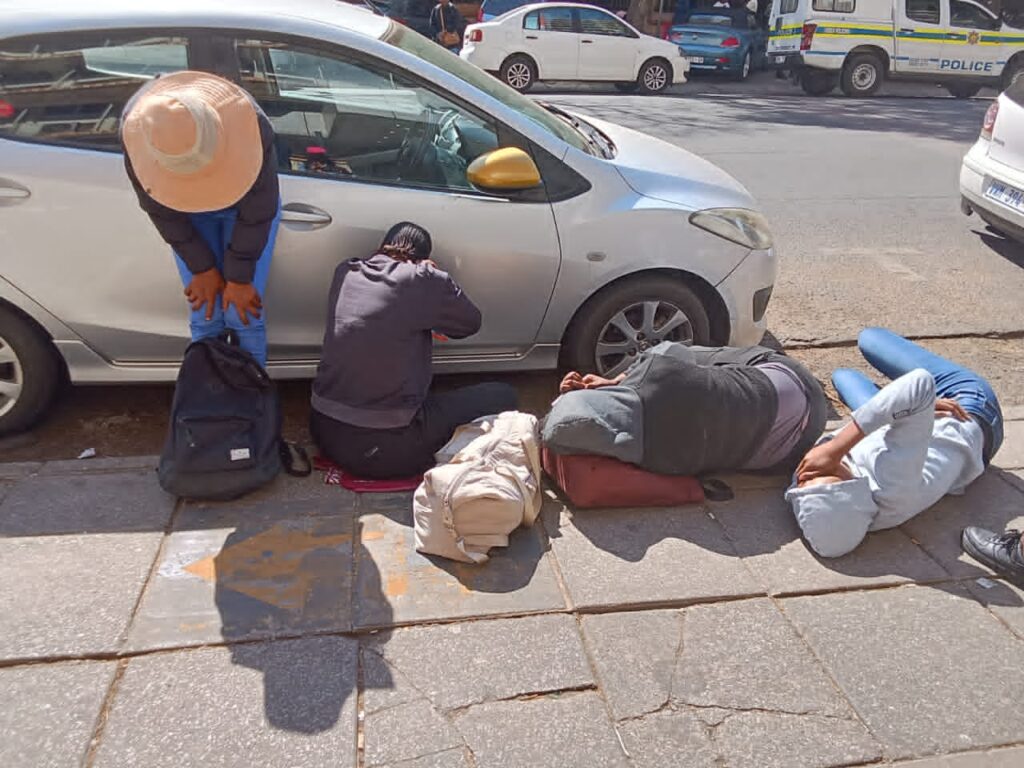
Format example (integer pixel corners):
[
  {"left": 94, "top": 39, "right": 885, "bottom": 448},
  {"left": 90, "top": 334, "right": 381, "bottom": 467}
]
[{"left": 978, "top": 226, "right": 1024, "bottom": 270}]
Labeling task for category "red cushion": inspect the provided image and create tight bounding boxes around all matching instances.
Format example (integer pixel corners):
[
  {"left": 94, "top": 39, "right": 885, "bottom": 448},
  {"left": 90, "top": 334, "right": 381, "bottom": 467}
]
[
  {"left": 542, "top": 448, "right": 704, "bottom": 509},
  {"left": 315, "top": 456, "right": 422, "bottom": 492}
]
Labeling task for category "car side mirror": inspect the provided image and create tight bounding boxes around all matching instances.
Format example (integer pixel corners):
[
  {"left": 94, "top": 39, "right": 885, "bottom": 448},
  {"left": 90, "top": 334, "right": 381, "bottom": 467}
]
[{"left": 467, "top": 147, "right": 543, "bottom": 193}]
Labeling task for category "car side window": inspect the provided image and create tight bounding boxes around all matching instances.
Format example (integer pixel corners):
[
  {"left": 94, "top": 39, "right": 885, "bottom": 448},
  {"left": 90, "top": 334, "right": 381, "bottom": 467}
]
[
  {"left": 577, "top": 8, "right": 637, "bottom": 38},
  {"left": 780, "top": 0, "right": 799, "bottom": 14},
  {"left": 950, "top": 0, "right": 1001, "bottom": 30},
  {"left": 813, "top": 0, "right": 856, "bottom": 12},
  {"left": 234, "top": 38, "right": 499, "bottom": 192},
  {"left": 0, "top": 32, "right": 190, "bottom": 148},
  {"left": 906, "top": 0, "right": 941, "bottom": 24},
  {"left": 524, "top": 8, "right": 576, "bottom": 32}
]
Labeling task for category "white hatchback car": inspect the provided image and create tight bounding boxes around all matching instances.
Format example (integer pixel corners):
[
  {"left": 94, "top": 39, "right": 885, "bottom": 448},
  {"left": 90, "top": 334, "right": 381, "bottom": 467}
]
[
  {"left": 961, "top": 80, "right": 1024, "bottom": 242},
  {"left": 461, "top": 3, "right": 688, "bottom": 93}
]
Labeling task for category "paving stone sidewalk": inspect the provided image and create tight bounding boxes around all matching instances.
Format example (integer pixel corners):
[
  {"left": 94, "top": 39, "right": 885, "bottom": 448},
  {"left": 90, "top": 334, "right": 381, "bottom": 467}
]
[{"left": 2, "top": 413, "right": 1024, "bottom": 767}]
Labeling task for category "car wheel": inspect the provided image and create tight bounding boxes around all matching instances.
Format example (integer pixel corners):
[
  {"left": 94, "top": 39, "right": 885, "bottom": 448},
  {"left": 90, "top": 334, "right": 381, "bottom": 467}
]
[
  {"left": 562, "top": 276, "right": 711, "bottom": 377},
  {"left": 638, "top": 59, "right": 671, "bottom": 95},
  {"left": 946, "top": 82, "right": 981, "bottom": 99},
  {"left": 0, "top": 306, "right": 61, "bottom": 436},
  {"left": 614, "top": 81, "right": 640, "bottom": 93},
  {"left": 840, "top": 52, "right": 883, "bottom": 97},
  {"left": 734, "top": 51, "right": 752, "bottom": 81},
  {"left": 1002, "top": 57, "right": 1024, "bottom": 89},
  {"left": 800, "top": 69, "right": 836, "bottom": 96},
  {"left": 500, "top": 55, "right": 536, "bottom": 93}
]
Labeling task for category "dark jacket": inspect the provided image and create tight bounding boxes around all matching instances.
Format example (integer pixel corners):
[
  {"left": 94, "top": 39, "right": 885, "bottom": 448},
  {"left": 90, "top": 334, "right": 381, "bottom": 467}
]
[
  {"left": 124, "top": 111, "right": 279, "bottom": 285},
  {"left": 311, "top": 254, "right": 482, "bottom": 429},
  {"left": 430, "top": 3, "right": 465, "bottom": 40}
]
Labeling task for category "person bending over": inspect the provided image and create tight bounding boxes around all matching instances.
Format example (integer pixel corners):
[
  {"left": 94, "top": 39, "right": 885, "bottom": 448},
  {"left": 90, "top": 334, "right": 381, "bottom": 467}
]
[
  {"left": 544, "top": 341, "right": 827, "bottom": 476},
  {"left": 310, "top": 222, "right": 517, "bottom": 479},
  {"left": 786, "top": 327, "right": 1003, "bottom": 558}
]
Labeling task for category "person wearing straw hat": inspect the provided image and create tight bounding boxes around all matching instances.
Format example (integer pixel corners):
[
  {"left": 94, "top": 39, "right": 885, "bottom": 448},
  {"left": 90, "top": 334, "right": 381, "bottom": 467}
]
[{"left": 121, "top": 71, "right": 281, "bottom": 367}]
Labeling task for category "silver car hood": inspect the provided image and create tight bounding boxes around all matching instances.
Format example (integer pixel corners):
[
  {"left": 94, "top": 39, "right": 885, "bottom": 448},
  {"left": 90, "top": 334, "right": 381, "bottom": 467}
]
[{"left": 584, "top": 115, "right": 756, "bottom": 212}]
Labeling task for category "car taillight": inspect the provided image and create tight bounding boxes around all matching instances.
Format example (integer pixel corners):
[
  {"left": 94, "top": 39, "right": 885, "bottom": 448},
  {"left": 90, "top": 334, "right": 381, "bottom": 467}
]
[
  {"left": 468, "top": 28, "right": 483, "bottom": 43},
  {"left": 800, "top": 23, "right": 816, "bottom": 51},
  {"left": 0, "top": 100, "right": 13, "bottom": 119},
  {"left": 721, "top": 36, "right": 740, "bottom": 48},
  {"left": 981, "top": 101, "right": 999, "bottom": 140}
]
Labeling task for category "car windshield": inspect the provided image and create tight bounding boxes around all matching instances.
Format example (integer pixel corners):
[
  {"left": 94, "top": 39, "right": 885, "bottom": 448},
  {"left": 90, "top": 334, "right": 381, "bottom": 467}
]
[
  {"left": 684, "top": 13, "right": 737, "bottom": 27},
  {"left": 384, "top": 22, "right": 599, "bottom": 156}
]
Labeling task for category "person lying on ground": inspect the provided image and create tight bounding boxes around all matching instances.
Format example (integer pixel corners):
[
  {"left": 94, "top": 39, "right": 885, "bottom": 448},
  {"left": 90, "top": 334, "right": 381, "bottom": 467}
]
[
  {"left": 544, "top": 341, "right": 827, "bottom": 476},
  {"left": 310, "top": 222, "right": 517, "bottom": 479},
  {"left": 786, "top": 328, "right": 1004, "bottom": 558},
  {"left": 962, "top": 526, "right": 1024, "bottom": 588}
]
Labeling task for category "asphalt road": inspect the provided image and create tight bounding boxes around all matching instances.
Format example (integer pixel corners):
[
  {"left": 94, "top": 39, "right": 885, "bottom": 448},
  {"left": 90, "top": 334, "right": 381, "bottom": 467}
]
[{"left": 5, "top": 75, "right": 1024, "bottom": 461}]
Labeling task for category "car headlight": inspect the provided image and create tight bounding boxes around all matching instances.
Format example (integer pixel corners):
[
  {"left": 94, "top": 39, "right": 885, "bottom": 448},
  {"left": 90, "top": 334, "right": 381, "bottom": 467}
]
[{"left": 689, "top": 208, "right": 774, "bottom": 250}]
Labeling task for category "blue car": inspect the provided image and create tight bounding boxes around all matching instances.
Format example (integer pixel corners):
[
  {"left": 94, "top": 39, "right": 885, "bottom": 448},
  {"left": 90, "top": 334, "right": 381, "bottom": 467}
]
[{"left": 668, "top": 7, "right": 766, "bottom": 81}]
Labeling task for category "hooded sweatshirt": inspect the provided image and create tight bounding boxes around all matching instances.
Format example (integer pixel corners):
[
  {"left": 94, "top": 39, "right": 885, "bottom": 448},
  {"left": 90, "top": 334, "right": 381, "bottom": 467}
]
[{"left": 785, "top": 368, "right": 985, "bottom": 558}]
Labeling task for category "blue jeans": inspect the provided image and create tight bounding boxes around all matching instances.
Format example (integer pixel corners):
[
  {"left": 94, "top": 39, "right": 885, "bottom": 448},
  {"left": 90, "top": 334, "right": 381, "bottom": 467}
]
[
  {"left": 173, "top": 203, "right": 281, "bottom": 367},
  {"left": 832, "top": 327, "right": 1004, "bottom": 462}
]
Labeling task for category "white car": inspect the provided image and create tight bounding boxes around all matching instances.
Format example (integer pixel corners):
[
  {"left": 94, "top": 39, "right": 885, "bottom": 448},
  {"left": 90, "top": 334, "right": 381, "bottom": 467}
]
[
  {"left": 961, "top": 80, "right": 1024, "bottom": 241},
  {"left": 461, "top": 3, "right": 688, "bottom": 94}
]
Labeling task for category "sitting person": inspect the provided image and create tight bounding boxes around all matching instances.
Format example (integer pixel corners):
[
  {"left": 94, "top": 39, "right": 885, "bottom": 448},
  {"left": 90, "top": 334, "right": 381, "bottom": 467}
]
[
  {"left": 786, "top": 327, "right": 1003, "bottom": 558},
  {"left": 544, "top": 341, "right": 827, "bottom": 476},
  {"left": 310, "top": 222, "right": 518, "bottom": 479}
]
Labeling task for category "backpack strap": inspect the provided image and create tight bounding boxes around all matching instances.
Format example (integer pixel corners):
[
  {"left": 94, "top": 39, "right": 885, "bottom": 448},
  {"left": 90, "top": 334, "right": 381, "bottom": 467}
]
[{"left": 280, "top": 441, "right": 313, "bottom": 477}]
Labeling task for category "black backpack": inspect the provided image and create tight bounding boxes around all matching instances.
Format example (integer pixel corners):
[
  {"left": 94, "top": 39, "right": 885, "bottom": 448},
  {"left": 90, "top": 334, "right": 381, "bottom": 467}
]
[{"left": 158, "top": 337, "right": 308, "bottom": 500}]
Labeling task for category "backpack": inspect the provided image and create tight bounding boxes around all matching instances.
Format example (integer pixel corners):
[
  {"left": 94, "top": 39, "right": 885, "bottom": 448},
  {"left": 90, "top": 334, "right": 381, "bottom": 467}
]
[
  {"left": 158, "top": 337, "right": 308, "bottom": 500},
  {"left": 413, "top": 411, "right": 542, "bottom": 564}
]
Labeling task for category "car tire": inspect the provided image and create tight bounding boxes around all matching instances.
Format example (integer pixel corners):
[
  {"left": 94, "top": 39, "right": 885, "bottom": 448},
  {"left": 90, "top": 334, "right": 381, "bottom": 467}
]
[
  {"left": 840, "top": 52, "right": 883, "bottom": 97},
  {"left": 0, "top": 305, "right": 61, "bottom": 436},
  {"left": 946, "top": 82, "right": 981, "bottom": 99},
  {"left": 800, "top": 69, "right": 836, "bottom": 96},
  {"left": 561, "top": 276, "right": 712, "bottom": 376},
  {"left": 500, "top": 55, "right": 536, "bottom": 93},
  {"left": 1002, "top": 57, "right": 1024, "bottom": 89},
  {"left": 734, "top": 51, "right": 752, "bottom": 81},
  {"left": 614, "top": 81, "right": 640, "bottom": 93},
  {"left": 638, "top": 58, "right": 672, "bottom": 95}
]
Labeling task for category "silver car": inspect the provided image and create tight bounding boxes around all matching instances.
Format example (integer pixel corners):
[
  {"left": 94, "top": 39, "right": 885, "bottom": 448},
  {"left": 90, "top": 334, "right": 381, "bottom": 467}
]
[{"left": 0, "top": 0, "right": 778, "bottom": 434}]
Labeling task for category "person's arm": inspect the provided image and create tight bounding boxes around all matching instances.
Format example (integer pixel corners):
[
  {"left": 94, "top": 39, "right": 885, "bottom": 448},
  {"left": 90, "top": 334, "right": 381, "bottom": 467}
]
[
  {"left": 427, "top": 265, "right": 482, "bottom": 339},
  {"left": 429, "top": 6, "right": 442, "bottom": 37},
  {"left": 222, "top": 120, "right": 280, "bottom": 286}
]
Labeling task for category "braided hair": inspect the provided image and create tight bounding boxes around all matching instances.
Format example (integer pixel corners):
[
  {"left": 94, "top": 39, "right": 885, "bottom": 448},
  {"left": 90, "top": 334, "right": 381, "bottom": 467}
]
[{"left": 380, "top": 221, "right": 433, "bottom": 263}]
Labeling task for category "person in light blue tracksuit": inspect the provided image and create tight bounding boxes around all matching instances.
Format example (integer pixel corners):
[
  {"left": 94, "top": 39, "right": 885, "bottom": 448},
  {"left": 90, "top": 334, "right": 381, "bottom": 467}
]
[{"left": 786, "top": 328, "right": 1003, "bottom": 558}]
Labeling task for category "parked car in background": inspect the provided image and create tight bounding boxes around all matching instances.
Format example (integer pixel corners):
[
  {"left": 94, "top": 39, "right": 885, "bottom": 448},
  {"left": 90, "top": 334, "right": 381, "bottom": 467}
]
[
  {"left": 461, "top": 3, "right": 688, "bottom": 92},
  {"left": 961, "top": 79, "right": 1024, "bottom": 242},
  {"left": 668, "top": 7, "right": 767, "bottom": 80},
  {"left": 0, "top": 0, "right": 772, "bottom": 434}
]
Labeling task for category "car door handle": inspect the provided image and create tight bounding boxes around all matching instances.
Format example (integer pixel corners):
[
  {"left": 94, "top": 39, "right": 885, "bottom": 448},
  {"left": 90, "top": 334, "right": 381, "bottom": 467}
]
[
  {"left": 281, "top": 203, "right": 332, "bottom": 227},
  {"left": 581, "top": 39, "right": 594, "bottom": 43},
  {"left": 526, "top": 34, "right": 538, "bottom": 39},
  {"left": 899, "top": 27, "right": 914, "bottom": 33},
  {"left": 0, "top": 180, "right": 30, "bottom": 205}
]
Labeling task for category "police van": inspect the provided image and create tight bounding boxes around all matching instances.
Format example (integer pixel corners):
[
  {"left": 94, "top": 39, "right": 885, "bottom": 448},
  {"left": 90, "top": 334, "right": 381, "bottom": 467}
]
[{"left": 768, "top": 0, "right": 1024, "bottom": 97}]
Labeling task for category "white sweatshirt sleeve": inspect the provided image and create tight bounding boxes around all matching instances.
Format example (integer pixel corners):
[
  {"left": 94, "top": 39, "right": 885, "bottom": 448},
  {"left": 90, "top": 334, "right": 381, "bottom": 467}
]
[{"left": 850, "top": 368, "right": 936, "bottom": 437}]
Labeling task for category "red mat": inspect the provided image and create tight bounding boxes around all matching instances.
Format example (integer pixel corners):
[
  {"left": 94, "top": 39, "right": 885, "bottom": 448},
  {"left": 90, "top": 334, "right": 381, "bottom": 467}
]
[{"left": 314, "top": 456, "right": 422, "bottom": 493}]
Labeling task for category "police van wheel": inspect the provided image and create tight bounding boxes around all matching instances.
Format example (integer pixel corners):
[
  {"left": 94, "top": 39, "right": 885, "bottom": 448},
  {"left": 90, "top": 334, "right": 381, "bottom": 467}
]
[
  {"left": 946, "top": 83, "right": 981, "bottom": 99},
  {"left": 841, "top": 53, "right": 883, "bottom": 97},
  {"left": 1002, "top": 58, "right": 1024, "bottom": 89},
  {"left": 801, "top": 70, "right": 836, "bottom": 96}
]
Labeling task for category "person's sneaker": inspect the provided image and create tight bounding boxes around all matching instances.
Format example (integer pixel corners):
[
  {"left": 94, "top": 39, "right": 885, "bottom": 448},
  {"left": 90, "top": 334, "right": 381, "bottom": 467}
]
[{"left": 962, "top": 527, "right": 1024, "bottom": 587}]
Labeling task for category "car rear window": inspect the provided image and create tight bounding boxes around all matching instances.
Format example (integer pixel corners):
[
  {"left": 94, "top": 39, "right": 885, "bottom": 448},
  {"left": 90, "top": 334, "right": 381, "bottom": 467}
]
[
  {"left": 0, "top": 32, "right": 189, "bottom": 149},
  {"left": 685, "top": 13, "right": 737, "bottom": 27}
]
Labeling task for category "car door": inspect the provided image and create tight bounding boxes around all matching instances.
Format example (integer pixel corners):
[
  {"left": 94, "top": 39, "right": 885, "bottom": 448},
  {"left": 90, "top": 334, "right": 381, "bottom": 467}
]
[
  {"left": 575, "top": 8, "right": 643, "bottom": 81},
  {"left": 946, "top": 0, "right": 1003, "bottom": 76},
  {"left": 225, "top": 34, "right": 562, "bottom": 363},
  {"left": 0, "top": 29, "right": 205, "bottom": 363},
  {"left": 894, "top": 0, "right": 947, "bottom": 74},
  {"left": 521, "top": 7, "right": 580, "bottom": 80}
]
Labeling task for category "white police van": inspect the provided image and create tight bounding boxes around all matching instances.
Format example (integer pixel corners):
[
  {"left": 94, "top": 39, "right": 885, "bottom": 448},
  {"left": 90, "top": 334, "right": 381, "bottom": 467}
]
[{"left": 768, "top": 0, "right": 1024, "bottom": 97}]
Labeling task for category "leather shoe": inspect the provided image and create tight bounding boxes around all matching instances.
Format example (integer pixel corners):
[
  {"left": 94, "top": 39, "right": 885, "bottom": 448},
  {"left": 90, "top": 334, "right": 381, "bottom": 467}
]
[{"left": 962, "top": 527, "right": 1024, "bottom": 587}]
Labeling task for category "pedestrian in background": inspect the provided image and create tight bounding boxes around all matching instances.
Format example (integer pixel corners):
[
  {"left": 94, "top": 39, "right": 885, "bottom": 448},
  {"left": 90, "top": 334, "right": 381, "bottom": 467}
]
[
  {"left": 121, "top": 71, "right": 281, "bottom": 367},
  {"left": 431, "top": 0, "right": 465, "bottom": 52}
]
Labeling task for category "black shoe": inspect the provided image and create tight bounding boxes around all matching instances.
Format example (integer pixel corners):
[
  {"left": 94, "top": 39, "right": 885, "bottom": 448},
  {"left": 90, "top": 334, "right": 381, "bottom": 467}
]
[{"left": 962, "top": 527, "right": 1024, "bottom": 587}]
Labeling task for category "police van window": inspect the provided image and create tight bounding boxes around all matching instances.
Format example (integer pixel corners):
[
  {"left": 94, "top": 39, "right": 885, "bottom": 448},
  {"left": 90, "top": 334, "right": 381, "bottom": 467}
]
[
  {"left": 950, "top": 0, "right": 1001, "bottom": 30},
  {"left": 906, "top": 0, "right": 941, "bottom": 24},
  {"left": 813, "top": 0, "right": 855, "bottom": 12},
  {"left": 781, "top": 0, "right": 799, "bottom": 13}
]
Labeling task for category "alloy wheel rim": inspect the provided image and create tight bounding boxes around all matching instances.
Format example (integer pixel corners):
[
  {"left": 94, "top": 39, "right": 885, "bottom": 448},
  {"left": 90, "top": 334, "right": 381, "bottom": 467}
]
[
  {"left": 0, "top": 333, "right": 23, "bottom": 419},
  {"left": 852, "top": 63, "right": 876, "bottom": 90},
  {"left": 643, "top": 65, "right": 667, "bottom": 91},
  {"left": 594, "top": 300, "right": 694, "bottom": 377},
  {"left": 507, "top": 63, "right": 531, "bottom": 89}
]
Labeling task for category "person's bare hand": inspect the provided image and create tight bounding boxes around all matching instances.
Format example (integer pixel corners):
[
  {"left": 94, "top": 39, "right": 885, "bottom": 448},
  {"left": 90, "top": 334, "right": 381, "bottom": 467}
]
[
  {"left": 796, "top": 443, "right": 844, "bottom": 485},
  {"left": 560, "top": 371, "right": 585, "bottom": 394},
  {"left": 935, "top": 398, "right": 969, "bottom": 421},
  {"left": 222, "top": 281, "right": 262, "bottom": 326},
  {"left": 582, "top": 374, "right": 619, "bottom": 389},
  {"left": 185, "top": 268, "right": 225, "bottom": 320}
]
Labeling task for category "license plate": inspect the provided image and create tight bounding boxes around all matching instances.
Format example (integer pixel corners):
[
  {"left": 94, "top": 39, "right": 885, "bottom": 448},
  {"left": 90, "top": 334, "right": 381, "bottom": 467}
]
[
  {"left": 773, "top": 55, "right": 786, "bottom": 63},
  {"left": 985, "top": 179, "right": 1024, "bottom": 212},
  {"left": 686, "top": 56, "right": 705, "bottom": 64}
]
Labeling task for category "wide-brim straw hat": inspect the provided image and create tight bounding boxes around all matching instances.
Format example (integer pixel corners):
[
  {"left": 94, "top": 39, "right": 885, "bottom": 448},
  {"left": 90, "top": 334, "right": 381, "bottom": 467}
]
[{"left": 122, "top": 71, "right": 262, "bottom": 213}]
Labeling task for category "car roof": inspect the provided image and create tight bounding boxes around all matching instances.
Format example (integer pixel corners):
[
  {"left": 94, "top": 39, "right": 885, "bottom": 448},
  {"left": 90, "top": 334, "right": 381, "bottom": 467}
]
[
  {"left": 512, "top": 2, "right": 610, "bottom": 13},
  {"left": 0, "top": 0, "right": 390, "bottom": 41}
]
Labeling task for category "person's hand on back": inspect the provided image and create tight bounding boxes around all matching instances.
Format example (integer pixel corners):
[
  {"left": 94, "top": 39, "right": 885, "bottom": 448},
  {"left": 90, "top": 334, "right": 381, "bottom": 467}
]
[
  {"left": 935, "top": 398, "right": 969, "bottom": 421},
  {"left": 185, "top": 268, "right": 226, "bottom": 320},
  {"left": 222, "top": 281, "right": 263, "bottom": 326}
]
